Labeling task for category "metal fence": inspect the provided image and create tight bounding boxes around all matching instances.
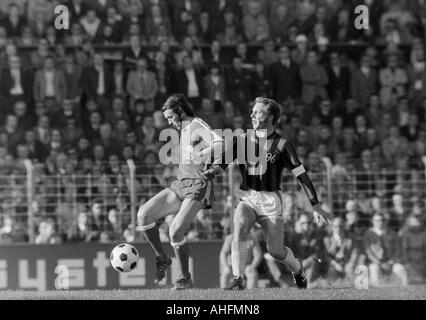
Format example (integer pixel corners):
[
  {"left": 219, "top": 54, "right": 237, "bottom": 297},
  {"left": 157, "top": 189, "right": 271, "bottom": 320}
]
[{"left": 0, "top": 159, "right": 424, "bottom": 244}]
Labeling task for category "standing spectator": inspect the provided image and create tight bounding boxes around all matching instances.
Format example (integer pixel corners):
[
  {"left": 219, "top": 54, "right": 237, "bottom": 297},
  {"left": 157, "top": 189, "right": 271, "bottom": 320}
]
[
  {"left": 203, "top": 40, "right": 227, "bottom": 66},
  {"left": 172, "top": 56, "right": 203, "bottom": 109},
  {"left": 242, "top": 0, "right": 269, "bottom": 43},
  {"left": 251, "top": 60, "right": 271, "bottom": 99},
  {"left": 197, "top": 98, "right": 224, "bottom": 129},
  {"left": 363, "top": 213, "right": 408, "bottom": 287},
  {"left": 291, "top": 34, "right": 309, "bottom": 65},
  {"left": 82, "top": 53, "right": 114, "bottom": 108},
  {"left": 269, "top": 46, "right": 300, "bottom": 104},
  {"left": 407, "top": 41, "right": 426, "bottom": 109},
  {"left": 121, "top": 0, "right": 146, "bottom": 36},
  {"left": 0, "top": 55, "right": 33, "bottom": 108},
  {"left": 63, "top": 54, "right": 83, "bottom": 103},
  {"left": 112, "top": 61, "right": 126, "bottom": 97},
  {"left": 68, "top": 0, "right": 89, "bottom": 24},
  {"left": 203, "top": 62, "right": 226, "bottom": 111},
  {"left": 126, "top": 57, "right": 158, "bottom": 112},
  {"left": 145, "top": 4, "right": 172, "bottom": 42},
  {"left": 299, "top": 51, "right": 328, "bottom": 106},
  {"left": 326, "top": 52, "right": 350, "bottom": 102},
  {"left": 153, "top": 51, "right": 173, "bottom": 105},
  {"left": 198, "top": 12, "right": 214, "bottom": 43},
  {"left": 379, "top": 54, "right": 409, "bottom": 109},
  {"left": 351, "top": 55, "right": 378, "bottom": 109},
  {"left": 225, "top": 56, "right": 253, "bottom": 112},
  {"left": 34, "top": 55, "right": 67, "bottom": 109}
]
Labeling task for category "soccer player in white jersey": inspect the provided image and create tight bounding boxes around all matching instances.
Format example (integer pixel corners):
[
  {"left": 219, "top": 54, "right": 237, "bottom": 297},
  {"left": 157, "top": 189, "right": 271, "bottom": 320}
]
[{"left": 137, "top": 93, "right": 224, "bottom": 290}]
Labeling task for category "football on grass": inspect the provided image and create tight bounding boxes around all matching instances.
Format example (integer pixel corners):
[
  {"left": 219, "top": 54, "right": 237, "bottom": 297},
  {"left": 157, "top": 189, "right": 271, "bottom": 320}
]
[{"left": 110, "top": 243, "right": 139, "bottom": 272}]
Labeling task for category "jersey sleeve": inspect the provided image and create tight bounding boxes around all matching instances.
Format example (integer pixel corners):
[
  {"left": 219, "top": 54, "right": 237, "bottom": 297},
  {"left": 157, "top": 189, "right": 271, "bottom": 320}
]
[
  {"left": 281, "top": 141, "right": 320, "bottom": 206},
  {"left": 192, "top": 118, "right": 223, "bottom": 144}
]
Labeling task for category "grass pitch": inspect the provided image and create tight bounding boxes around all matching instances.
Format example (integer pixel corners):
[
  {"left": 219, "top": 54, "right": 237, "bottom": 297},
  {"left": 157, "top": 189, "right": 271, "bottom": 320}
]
[{"left": 0, "top": 285, "right": 425, "bottom": 300}]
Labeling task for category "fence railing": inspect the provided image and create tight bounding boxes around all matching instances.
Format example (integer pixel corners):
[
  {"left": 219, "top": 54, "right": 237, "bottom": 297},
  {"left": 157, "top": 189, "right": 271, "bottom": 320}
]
[{"left": 0, "top": 159, "right": 424, "bottom": 244}]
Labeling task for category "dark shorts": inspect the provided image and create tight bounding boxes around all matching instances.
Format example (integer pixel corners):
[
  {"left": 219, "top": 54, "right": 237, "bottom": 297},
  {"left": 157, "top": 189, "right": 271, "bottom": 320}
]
[{"left": 170, "top": 178, "right": 213, "bottom": 209}]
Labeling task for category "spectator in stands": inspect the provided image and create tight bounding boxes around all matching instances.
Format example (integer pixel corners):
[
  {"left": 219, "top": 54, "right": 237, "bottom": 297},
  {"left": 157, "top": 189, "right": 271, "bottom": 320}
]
[
  {"left": 299, "top": 50, "right": 328, "bottom": 105},
  {"left": 12, "top": 99, "right": 36, "bottom": 131},
  {"left": 126, "top": 57, "right": 158, "bottom": 111},
  {"left": 0, "top": 3, "right": 26, "bottom": 38},
  {"left": 63, "top": 54, "right": 83, "bottom": 103},
  {"left": 0, "top": 214, "right": 28, "bottom": 243},
  {"left": 173, "top": 55, "right": 203, "bottom": 109},
  {"left": 400, "top": 209, "right": 426, "bottom": 283},
  {"left": 242, "top": 0, "right": 269, "bottom": 43},
  {"left": 0, "top": 55, "right": 33, "bottom": 108},
  {"left": 217, "top": 24, "right": 244, "bottom": 46},
  {"left": 197, "top": 97, "right": 224, "bottom": 129},
  {"left": 269, "top": 46, "right": 300, "bottom": 105},
  {"left": 364, "top": 212, "right": 408, "bottom": 287},
  {"left": 291, "top": 34, "right": 309, "bottom": 65},
  {"left": 379, "top": 54, "right": 409, "bottom": 109},
  {"left": 225, "top": 56, "right": 253, "bottom": 112},
  {"left": 323, "top": 217, "right": 356, "bottom": 283},
  {"left": 219, "top": 229, "right": 262, "bottom": 289},
  {"left": 251, "top": 60, "right": 271, "bottom": 99},
  {"left": 326, "top": 52, "right": 350, "bottom": 102},
  {"left": 82, "top": 53, "right": 114, "bottom": 108},
  {"left": 203, "top": 62, "right": 226, "bottom": 111},
  {"left": 67, "top": 211, "right": 93, "bottom": 242},
  {"left": 123, "top": 34, "right": 149, "bottom": 70},
  {"left": 35, "top": 218, "right": 62, "bottom": 244},
  {"left": 351, "top": 55, "right": 378, "bottom": 109},
  {"left": 34, "top": 55, "right": 67, "bottom": 109},
  {"left": 269, "top": 2, "right": 294, "bottom": 43},
  {"left": 291, "top": 213, "right": 323, "bottom": 286}
]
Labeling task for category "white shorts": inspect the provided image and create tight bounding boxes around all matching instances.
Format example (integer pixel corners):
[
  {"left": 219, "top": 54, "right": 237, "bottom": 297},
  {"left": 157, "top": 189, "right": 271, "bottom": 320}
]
[{"left": 235, "top": 189, "right": 284, "bottom": 221}]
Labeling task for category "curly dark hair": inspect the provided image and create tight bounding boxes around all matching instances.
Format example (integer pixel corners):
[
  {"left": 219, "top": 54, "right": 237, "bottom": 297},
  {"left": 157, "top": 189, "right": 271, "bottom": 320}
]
[{"left": 162, "top": 93, "right": 195, "bottom": 117}]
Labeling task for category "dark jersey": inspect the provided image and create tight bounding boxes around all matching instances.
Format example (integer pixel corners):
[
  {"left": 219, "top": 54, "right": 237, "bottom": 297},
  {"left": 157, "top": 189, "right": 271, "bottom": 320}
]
[{"left": 223, "top": 130, "right": 320, "bottom": 205}]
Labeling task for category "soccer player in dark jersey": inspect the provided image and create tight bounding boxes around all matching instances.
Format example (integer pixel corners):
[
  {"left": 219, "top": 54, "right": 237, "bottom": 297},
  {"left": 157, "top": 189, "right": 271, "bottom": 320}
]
[
  {"left": 214, "top": 97, "right": 334, "bottom": 290},
  {"left": 136, "top": 93, "right": 224, "bottom": 290}
]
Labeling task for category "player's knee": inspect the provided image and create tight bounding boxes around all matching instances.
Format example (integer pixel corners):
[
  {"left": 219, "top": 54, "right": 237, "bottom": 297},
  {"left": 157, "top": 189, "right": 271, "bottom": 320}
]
[
  {"left": 169, "top": 223, "right": 184, "bottom": 243},
  {"left": 137, "top": 205, "right": 151, "bottom": 226}
]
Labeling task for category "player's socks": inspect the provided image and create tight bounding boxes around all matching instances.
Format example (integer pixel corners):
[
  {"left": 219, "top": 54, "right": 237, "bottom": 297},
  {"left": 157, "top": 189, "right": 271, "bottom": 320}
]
[
  {"left": 171, "top": 238, "right": 191, "bottom": 278},
  {"left": 231, "top": 240, "right": 248, "bottom": 278},
  {"left": 278, "top": 247, "right": 303, "bottom": 274},
  {"left": 139, "top": 222, "right": 167, "bottom": 258}
]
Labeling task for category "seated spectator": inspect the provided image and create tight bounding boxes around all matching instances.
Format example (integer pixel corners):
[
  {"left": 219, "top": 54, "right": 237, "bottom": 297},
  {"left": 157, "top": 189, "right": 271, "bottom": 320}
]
[
  {"left": 35, "top": 218, "right": 62, "bottom": 244},
  {"left": 123, "top": 34, "right": 149, "bottom": 70},
  {"left": 291, "top": 213, "right": 323, "bottom": 286},
  {"left": 175, "top": 36, "right": 204, "bottom": 67},
  {"left": 0, "top": 214, "right": 29, "bottom": 243},
  {"left": 400, "top": 210, "right": 426, "bottom": 284},
  {"left": 323, "top": 217, "right": 357, "bottom": 283},
  {"left": 242, "top": 0, "right": 269, "bottom": 43},
  {"left": 216, "top": 24, "right": 244, "bottom": 46},
  {"left": 363, "top": 212, "right": 408, "bottom": 287},
  {"left": 219, "top": 229, "right": 262, "bottom": 289}
]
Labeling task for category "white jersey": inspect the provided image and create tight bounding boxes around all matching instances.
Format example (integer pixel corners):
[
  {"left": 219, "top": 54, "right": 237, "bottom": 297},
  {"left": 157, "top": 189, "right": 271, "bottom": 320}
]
[{"left": 177, "top": 117, "right": 223, "bottom": 180}]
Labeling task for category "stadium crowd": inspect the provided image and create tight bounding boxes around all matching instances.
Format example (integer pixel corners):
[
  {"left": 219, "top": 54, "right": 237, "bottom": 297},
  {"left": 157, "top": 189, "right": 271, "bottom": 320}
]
[{"left": 0, "top": 0, "right": 425, "bottom": 286}]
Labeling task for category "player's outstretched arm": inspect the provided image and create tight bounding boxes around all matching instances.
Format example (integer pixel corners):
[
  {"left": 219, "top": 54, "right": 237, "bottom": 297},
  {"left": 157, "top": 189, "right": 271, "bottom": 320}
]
[{"left": 282, "top": 141, "right": 334, "bottom": 225}]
